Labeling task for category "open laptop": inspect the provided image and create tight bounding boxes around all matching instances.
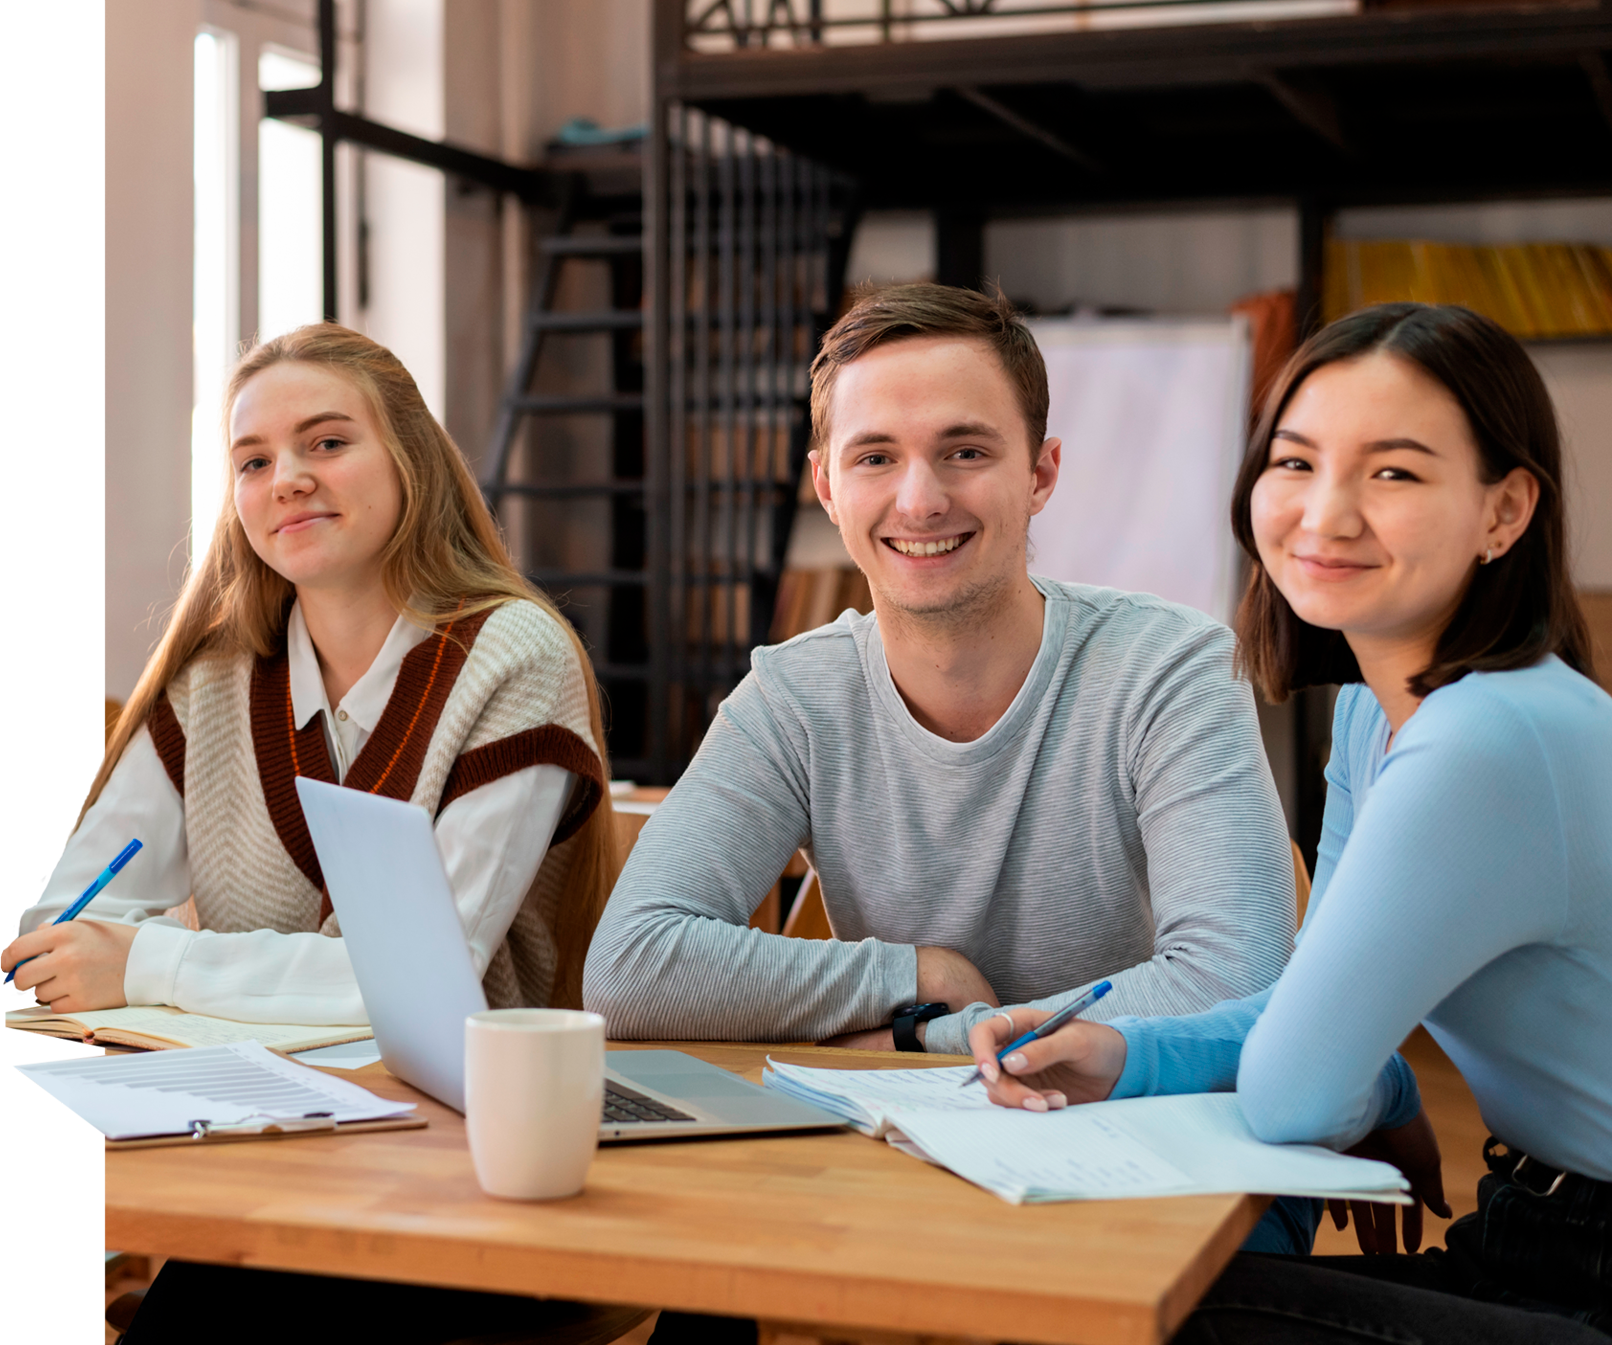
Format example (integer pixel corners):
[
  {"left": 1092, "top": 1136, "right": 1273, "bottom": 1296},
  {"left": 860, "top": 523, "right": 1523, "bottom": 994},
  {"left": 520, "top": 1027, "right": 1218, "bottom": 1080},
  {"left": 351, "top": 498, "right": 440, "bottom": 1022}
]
[{"left": 295, "top": 777, "right": 843, "bottom": 1141}]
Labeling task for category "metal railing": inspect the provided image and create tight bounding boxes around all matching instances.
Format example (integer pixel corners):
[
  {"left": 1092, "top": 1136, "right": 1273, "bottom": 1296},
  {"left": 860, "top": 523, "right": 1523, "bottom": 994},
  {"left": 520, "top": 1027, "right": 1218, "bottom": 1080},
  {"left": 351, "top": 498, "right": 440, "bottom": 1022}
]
[
  {"left": 645, "top": 105, "right": 857, "bottom": 774},
  {"left": 685, "top": 0, "right": 1360, "bottom": 51}
]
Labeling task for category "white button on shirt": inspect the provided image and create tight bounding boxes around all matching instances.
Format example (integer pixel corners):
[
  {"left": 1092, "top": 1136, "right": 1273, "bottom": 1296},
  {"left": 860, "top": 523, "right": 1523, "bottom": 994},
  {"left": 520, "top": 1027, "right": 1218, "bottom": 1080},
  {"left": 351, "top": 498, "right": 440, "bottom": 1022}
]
[{"left": 21, "top": 602, "right": 574, "bottom": 1024}]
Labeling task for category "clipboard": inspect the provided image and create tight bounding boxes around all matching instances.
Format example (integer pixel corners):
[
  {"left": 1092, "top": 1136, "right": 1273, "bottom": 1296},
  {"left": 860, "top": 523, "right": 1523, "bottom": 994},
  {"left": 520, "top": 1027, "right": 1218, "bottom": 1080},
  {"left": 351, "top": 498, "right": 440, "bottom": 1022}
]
[{"left": 106, "top": 1113, "right": 428, "bottom": 1150}]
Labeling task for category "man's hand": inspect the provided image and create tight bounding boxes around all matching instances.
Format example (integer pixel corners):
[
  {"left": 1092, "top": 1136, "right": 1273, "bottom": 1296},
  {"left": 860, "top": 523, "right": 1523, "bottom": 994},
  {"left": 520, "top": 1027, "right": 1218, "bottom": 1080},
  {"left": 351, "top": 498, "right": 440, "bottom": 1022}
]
[
  {"left": 1, "top": 920, "right": 138, "bottom": 1013},
  {"left": 1328, "top": 1107, "right": 1451, "bottom": 1254},
  {"left": 817, "top": 947, "right": 998, "bottom": 1051},
  {"left": 966, "top": 1007, "right": 1128, "bottom": 1112},
  {"left": 915, "top": 946, "right": 999, "bottom": 1013}
]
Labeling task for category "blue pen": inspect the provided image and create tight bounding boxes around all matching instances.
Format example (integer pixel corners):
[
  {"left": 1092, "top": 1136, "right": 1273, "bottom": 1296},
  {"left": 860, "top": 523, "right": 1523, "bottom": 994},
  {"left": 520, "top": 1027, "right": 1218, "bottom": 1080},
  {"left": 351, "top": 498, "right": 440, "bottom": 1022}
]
[
  {"left": 5, "top": 839, "right": 143, "bottom": 985},
  {"left": 957, "top": 979, "right": 1113, "bottom": 1089}
]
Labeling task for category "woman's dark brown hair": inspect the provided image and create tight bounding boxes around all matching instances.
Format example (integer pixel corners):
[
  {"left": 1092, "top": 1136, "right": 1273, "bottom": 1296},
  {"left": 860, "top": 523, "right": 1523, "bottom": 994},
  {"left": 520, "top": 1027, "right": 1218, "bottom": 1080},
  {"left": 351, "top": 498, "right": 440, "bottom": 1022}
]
[{"left": 1232, "top": 302, "right": 1592, "bottom": 702}]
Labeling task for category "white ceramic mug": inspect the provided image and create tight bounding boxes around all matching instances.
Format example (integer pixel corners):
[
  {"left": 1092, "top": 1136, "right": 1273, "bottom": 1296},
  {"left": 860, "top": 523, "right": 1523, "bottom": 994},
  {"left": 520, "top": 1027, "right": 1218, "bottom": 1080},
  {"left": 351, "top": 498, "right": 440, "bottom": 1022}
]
[{"left": 464, "top": 1008, "right": 605, "bottom": 1200}]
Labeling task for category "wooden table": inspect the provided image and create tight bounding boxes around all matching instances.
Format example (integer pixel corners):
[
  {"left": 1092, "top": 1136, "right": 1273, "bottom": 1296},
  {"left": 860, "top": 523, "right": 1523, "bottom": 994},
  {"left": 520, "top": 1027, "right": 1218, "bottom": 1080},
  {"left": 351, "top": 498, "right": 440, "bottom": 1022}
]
[{"left": 105, "top": 1043, "right": 1266, "bottom": 1345}]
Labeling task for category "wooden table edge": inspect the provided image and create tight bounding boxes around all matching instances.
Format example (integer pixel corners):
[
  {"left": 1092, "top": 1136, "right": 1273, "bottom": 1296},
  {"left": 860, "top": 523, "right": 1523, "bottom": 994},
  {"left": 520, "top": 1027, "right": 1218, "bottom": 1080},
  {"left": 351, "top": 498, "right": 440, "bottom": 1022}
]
[
  {"left": 105, "top": 1194, "right": 1268, "bottom": 1345},
  {"left": 105, "top": 1041, "right": 1270, "bottom": 1345}
]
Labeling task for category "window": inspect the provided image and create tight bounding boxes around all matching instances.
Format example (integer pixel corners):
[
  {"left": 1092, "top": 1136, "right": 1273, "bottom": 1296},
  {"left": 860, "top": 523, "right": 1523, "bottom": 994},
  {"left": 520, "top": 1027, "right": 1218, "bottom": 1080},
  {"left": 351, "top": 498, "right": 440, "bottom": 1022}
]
[
  {"left": 258, "top": 48, "right": 324, "bottom": 341},
  {"left": 192, "top": 28, "right": 238, "bottom": 558}
]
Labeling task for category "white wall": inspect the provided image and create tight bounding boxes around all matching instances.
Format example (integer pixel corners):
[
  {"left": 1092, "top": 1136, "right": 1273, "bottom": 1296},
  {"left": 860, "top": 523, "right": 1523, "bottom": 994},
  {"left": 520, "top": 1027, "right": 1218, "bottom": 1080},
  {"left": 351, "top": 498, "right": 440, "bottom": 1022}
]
[
  {"left": 2, "top": 0, "right": 196, "bottom": 690},
  {"left": 527, "top": 0, "right": 649, "bottom": 146},
  {"left": 845, "top": 211, "right": 936, "bottom": 287},
  {"left": 987, "top": 207, "right": 1300, "bottom": 314},
  {"left": 363, "top": 0, "right": 446, "bottom": 418},
  {"left": 1533, "top": 345, "right": 1612, "bottom": 589},
  {"left": 1334, "top": 198, "right": 1612, "bottom": 246}
]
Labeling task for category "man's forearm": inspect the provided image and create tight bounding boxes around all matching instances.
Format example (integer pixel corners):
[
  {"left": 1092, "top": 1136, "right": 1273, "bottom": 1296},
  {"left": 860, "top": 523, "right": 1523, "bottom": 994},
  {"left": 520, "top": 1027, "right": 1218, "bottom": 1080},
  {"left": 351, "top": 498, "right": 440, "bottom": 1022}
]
[{"left": 584, "top": 903, "right": 918, "bottom": 1041}]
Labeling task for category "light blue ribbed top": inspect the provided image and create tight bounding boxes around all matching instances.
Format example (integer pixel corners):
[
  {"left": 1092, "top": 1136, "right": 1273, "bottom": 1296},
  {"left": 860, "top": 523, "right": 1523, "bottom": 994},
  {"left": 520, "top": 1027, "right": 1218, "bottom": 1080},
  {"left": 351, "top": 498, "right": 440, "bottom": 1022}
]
[{"left": 1112, "top": 656, "right": 1612, "bottom": 1179}]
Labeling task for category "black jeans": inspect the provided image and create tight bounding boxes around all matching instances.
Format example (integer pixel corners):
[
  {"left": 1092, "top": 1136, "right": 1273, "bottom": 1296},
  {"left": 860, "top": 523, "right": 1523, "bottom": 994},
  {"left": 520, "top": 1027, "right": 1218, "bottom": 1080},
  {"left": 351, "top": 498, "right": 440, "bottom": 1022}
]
[
  {"left": 1177, "top": 1255, "right": 1604, "bottom": 1345},
  {"left": 1176, "top": 1140, "right": 1612, "bottom": 1344}
]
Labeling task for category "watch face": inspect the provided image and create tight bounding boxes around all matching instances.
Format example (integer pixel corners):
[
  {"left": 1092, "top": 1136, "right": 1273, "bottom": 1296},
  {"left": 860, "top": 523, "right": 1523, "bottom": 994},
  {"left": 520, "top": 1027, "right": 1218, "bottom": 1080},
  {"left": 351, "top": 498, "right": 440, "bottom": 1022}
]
[{"left": 894, "top": 1003, "right": 949, "bottom": 1023}]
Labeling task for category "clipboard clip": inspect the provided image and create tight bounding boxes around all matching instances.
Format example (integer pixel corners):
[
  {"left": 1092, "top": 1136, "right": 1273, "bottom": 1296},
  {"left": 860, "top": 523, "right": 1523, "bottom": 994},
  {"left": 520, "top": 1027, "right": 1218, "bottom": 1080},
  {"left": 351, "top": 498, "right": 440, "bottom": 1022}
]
[{"left": 188, "top": 1111, "right": 336, "bottom": 1140}]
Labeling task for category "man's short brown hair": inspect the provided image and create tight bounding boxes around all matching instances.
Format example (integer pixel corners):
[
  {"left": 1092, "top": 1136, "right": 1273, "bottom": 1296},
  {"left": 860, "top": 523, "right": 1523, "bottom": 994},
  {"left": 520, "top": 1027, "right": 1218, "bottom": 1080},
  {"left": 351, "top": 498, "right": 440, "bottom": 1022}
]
[{"left": 808, "top": 283, "right": 1049, "bottom": 454}]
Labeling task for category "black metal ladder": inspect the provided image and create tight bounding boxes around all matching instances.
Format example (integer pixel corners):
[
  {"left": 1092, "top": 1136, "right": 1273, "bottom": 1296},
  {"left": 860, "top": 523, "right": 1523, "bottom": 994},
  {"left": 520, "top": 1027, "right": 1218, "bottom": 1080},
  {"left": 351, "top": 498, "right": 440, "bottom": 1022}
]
[{"left": 482, "top": 182, "right": 654, "bottom": 777}]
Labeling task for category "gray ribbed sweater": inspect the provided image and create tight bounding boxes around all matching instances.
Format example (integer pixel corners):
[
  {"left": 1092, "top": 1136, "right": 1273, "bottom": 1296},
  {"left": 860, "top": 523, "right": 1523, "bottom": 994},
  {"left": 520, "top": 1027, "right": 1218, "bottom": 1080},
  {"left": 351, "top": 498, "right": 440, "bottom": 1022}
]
[{"left": 584, "top": 579, "right": 1295, "bottom": 1055}]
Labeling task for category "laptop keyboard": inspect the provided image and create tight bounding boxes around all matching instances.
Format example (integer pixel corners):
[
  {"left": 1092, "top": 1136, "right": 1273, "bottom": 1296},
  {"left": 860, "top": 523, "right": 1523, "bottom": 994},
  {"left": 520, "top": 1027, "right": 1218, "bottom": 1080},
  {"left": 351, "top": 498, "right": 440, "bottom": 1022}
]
[{"left": 603, "top": 1081, "right": 697, "bottom": 1125}]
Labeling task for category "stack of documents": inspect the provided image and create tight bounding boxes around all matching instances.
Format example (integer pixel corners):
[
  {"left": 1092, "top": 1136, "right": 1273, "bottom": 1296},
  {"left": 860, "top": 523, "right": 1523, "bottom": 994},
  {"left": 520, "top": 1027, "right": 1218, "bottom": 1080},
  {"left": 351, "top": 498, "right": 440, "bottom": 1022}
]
[
  {"left": 18, "top": 1039, "right": 415, "bottom": 1143},
  {"left": 763, "top": 1061, "right": 1410, "bottom": 1207}
]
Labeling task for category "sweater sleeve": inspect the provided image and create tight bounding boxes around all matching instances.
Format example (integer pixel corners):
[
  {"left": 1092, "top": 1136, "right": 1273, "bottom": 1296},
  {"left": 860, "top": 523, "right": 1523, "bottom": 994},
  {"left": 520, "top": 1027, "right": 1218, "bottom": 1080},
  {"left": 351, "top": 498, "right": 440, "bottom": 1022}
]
[
  {"left": 1112, "top": 625, "right": 1296, "bottom": 1009},
  {"left": 583, "top": 670, "right": 918, "bottom": 1041},
  {"left": 1104, "top": 983, "right": 1422, "bottom": 1135},
  {"left": 1237, "top": 684, "right": 1569, "bottom": 1148}
]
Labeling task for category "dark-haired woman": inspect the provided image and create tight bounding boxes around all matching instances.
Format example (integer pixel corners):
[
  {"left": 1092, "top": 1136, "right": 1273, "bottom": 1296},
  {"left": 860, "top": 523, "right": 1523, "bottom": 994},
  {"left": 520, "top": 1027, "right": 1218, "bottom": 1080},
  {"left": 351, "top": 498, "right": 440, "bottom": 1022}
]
[{"left": 967, "top": 303, "right": 1612, "bottom": 1342}]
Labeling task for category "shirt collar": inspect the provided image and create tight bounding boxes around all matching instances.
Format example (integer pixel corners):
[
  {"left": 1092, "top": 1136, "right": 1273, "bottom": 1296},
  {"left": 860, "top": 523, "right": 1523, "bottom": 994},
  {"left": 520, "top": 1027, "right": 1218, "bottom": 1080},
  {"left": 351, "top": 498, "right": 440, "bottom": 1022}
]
[{"left": 286, "top": 600, "right": 435, "bottom": 734}]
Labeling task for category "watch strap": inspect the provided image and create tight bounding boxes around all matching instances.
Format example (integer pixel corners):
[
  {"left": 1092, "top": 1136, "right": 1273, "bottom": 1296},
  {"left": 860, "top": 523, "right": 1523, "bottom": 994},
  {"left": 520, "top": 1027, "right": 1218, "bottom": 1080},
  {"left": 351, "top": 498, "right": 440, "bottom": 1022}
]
[
  {"left": 891, "top": 1002, "right": 947, "bottom": 1053},
  {"left": 892, "top": 1012, "right": 925, "bottom": 1053}
]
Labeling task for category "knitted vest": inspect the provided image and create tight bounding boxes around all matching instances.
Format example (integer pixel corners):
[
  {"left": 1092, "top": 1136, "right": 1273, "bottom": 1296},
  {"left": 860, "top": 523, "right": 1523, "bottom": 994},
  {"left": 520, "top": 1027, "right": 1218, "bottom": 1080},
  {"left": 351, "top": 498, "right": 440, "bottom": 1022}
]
[{"left": 145, "top": 600, "right": 604, "bottom": 1009}]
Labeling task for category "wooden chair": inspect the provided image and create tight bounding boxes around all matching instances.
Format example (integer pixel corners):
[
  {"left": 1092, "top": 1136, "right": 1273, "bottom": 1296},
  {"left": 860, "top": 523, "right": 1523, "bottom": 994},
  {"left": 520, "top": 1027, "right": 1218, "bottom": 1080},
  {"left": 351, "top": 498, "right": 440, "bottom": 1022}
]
[
  {"left": 1291, "top": 838, "right": 1312, "bottom": 929},
  {"left": 781, "top": 858, "right": 831, "bottom": 940},
  {"left": 612, "top": 788, "right": 787, "bottom": 933}
]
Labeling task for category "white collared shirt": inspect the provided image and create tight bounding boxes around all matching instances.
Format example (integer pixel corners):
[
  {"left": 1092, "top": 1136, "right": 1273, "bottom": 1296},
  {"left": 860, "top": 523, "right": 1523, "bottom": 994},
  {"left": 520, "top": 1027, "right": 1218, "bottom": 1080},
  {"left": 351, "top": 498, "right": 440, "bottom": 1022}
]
[
  {"left": 21, "top": 602, "right": 573, "bottom": 1024},
  {"left": 286, "top": 601, "right": 432, "bottom": 781}
]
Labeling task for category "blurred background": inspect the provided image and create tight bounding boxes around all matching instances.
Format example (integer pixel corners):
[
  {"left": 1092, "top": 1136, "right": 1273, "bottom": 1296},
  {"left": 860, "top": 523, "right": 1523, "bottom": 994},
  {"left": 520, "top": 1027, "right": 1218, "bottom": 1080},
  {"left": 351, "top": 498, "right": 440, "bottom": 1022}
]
[{"left": 107, "top": 0, "right": 1612, "bottom": 865}]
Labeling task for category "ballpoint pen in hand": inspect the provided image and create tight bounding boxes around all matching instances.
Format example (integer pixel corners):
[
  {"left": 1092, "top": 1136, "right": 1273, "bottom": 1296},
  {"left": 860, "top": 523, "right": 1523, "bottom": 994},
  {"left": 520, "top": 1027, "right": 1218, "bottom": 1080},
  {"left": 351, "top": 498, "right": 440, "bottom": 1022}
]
[
  {"left": 5, "top": 838, "right": 143, "bottom": 985},
  {"left": 958, "top": 979, "right": 1113, "bottom": 1089}
]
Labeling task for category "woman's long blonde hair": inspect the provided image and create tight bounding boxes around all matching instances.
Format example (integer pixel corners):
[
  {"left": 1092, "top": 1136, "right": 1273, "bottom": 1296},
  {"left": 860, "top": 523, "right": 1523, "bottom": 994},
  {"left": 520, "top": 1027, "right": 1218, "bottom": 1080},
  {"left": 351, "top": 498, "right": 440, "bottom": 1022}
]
[{"left": 91, "top": 324, "right": 619, "bottom": 1008}]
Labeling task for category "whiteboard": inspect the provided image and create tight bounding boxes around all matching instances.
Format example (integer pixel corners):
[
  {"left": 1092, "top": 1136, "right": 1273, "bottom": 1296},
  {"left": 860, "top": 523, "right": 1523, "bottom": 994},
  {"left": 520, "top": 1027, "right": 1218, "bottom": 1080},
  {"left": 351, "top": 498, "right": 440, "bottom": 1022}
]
[{"left": 1027, "top": 317, "right": 1252, "bottom": 625}]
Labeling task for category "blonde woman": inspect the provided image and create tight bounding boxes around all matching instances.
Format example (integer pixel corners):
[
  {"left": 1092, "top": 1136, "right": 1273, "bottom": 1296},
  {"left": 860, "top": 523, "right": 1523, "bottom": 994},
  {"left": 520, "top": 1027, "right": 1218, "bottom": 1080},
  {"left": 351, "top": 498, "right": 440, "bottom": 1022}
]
[{"left": 3, "top": 324, "right": 617, "bottom": 1022}]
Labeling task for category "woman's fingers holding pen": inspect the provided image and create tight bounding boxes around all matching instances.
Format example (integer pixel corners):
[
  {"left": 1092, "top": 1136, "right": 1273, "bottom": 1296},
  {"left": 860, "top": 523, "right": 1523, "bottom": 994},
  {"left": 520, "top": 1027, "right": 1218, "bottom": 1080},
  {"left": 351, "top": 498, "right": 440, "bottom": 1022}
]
[
  {"left": 967, "top": 1017, "right": 1130, "bottom": 1111},
  {"left": 966, "top": 1012, "right": 1063, "bottom": 1111},
  {"left": 1001, "top": 1024, "right": 1129, "bottom": 1104},
  {"left": 2, "top": 921, "right": 135, "bottom": 1012},
  {"left": 966, "top": 1008, "right": 1056, "bottom": 1083}
]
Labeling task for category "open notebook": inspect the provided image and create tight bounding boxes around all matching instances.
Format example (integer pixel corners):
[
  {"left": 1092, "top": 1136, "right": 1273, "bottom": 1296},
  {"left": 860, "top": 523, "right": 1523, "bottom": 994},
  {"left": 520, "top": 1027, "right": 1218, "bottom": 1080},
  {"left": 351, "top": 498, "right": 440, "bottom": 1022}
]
[
  {"left": 6, "top": 1004, "right": 372, "bottom": 1054},
  {"left": 763, "top": 1060, "right": 1411, "bottom": 1207}
]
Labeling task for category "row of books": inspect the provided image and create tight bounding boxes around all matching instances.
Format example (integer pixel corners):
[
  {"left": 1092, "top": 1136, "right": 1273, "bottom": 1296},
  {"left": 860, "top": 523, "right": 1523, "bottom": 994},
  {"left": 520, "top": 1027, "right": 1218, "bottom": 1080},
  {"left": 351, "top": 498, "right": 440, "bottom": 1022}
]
[
  {"left": 769, "top": 566, "right": 872, "bottom": 643},
  {"left": 1323, "top": 239, "right": 1612, "bottom": 339}
]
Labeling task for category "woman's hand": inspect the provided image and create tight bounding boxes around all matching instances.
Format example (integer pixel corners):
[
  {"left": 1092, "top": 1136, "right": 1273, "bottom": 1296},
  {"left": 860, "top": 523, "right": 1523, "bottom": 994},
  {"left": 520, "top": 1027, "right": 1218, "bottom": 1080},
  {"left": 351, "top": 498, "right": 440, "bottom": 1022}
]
[
  {"left": 966, "top": 1007, "right": 1129, "bottom": 1112},
  {"left": 1328, "top": 1107, "right": 1451, "bottom": 1254},
  {"left": 1, "top": 920, "right": 138, "bottom": 1012}
]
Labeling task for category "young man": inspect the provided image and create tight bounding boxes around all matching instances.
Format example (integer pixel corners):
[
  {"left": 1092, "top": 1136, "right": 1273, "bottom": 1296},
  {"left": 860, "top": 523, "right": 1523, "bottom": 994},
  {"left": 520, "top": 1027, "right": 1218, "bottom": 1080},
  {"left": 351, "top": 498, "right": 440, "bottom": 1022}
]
[{"left": 584, "top": 284, "right": 1294, "bottom": 1057}]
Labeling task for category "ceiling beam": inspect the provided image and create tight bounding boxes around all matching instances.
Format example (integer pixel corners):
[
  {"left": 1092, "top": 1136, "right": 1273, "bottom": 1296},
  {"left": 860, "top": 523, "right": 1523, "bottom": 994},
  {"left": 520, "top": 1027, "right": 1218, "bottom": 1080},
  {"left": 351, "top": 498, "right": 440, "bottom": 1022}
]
[
  {"left": 1258, "top": 71, "right": 1353, "bottom": 156},
  {"left": 1582, "top": 50, "right": 1612, "bottom": 137},
  {"left": 954, "top": 86, "right": 1105, "bottom": 173},
  {"left": 667, "top": 9, "right": 1612, "bottom": 101}
]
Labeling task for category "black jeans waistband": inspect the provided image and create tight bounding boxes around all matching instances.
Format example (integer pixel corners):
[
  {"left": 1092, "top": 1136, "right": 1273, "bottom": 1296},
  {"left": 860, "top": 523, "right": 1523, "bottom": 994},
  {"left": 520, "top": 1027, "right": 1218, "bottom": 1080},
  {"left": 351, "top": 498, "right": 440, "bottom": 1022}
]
[{"left": 1484, "top": 1137, "right": 1612, "bottom": 1207}]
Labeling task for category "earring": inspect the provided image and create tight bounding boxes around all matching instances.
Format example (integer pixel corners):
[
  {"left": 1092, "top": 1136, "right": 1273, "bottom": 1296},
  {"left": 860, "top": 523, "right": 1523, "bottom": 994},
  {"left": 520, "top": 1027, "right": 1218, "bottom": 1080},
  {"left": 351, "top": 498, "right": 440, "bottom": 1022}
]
[{"left": 1482, "top": 546, "right": 1494, "bottom": 565}]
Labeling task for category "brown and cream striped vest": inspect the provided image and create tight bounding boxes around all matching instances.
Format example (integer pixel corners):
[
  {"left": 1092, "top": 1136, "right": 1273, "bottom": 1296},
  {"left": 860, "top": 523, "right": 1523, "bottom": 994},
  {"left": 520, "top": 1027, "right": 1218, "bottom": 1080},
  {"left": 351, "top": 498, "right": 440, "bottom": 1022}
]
[{"left": 146, "top": 600, "right": 604, "bottom": 1009}]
